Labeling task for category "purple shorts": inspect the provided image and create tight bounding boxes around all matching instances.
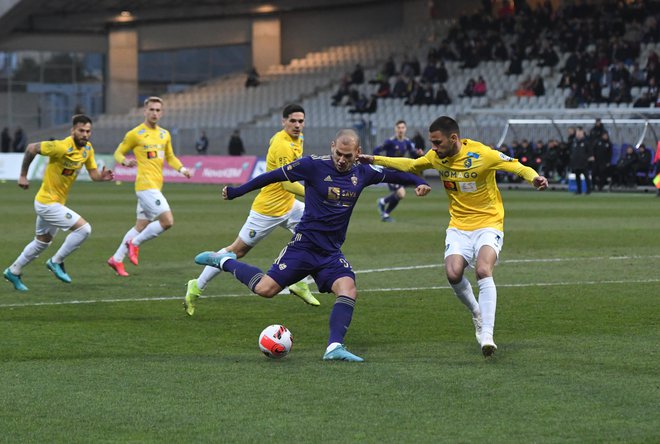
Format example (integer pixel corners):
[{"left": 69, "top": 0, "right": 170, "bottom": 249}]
[{"left": 266, "top": 235, "right": 355, "bottom": 293}]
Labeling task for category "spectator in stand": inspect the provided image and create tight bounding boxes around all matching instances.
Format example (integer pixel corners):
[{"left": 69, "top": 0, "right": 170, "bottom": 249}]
[
  {"left": 374, "top": 79, "right": 391, "bottom": 99},
  {"left": 636, "top": 144, "right": 653, "bottom": 185},
  {"left": 434, "top": 83, "right": 452, "bottom": 105},
  {"left": 12, "top": 127, "right": 27, "bottom": 152},
  {"left": 515, "top": 76, "right": 535, "bottom": 97},
  {"left": 391, "top": 75, "right": 408, "bottom": 98},
  {"left": 532, "top": 75, "right": 545, "bottom": 96},
  {"left": 421, "top": 61, "right": 438, "bottom": 84},
  {"left": 538, "top": 40, "right": 559, "bottom": 68},
  {"left": 591, "top": 131, "right": 612, "bottom": 191},
  {"left": 350, "top": 64, "right": 365, "bottom": 85},
  {"left": 436, "top": 61, "right": 449, "bottom": 83},
  {"left": 228, "top": 130, "right": 245, "bottom": 156},
  {"left": 569, "top": 127, "right": 594, "bottom": 195},
  {"left": 195, "top": 131, "right": 209, "bottom": 155},
  {"left": 609, "top": 78, "right": 632, "bottom": 104},
  {"left": 629, "top": 62, "right": 647, "bottom": 87},
  {"left": 245, "top": 67, "right": 260, "bottom": 88},
  {"left": 459, "top": 78, "right": 476, "bottom": 98},
  {"left": 1, "top": 127, "right": 10, "bottom": 153},
  {"left": 383, "top": 56, "right": 396, "bottom": 78},
  {"left": 473, "top": 76, "right": 487, "bottom": 97},
  {"left": 331, "top": 74, "right": 352, "bottom": 106}
]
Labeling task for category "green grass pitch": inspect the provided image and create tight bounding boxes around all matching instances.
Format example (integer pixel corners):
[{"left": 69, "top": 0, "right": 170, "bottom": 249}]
[{"left": 1, "top": 180, "right": 658, "bottom": 442}]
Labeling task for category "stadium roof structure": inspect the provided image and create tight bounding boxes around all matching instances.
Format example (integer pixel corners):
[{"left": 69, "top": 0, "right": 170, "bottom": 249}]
[{"left": 0, "top": 0, "right": 381, "bottom": 38}]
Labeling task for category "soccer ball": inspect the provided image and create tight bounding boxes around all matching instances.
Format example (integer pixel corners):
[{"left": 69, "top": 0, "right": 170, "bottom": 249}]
[{"left": 258, "top": 324, "right": 293, "bottom": 359}]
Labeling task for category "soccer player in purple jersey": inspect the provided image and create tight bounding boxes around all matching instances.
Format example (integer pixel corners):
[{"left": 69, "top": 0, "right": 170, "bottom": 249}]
[
  {"left": 195, "top": 129, "right": 431, "bottom": 362},
  {"left": 373, "top": 120, "right": 424, "bottom": 222}
]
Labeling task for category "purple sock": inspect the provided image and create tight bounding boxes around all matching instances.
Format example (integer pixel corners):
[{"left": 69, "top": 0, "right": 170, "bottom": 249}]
[
  {"left": 385, "top": 194, "right": 400, "bottom": 214},
  {"left": 328, "top": 295, "right": 355, "bottom": 345},
  {"left": 222, "top": 259, "right": 264, "bottom": 292}
]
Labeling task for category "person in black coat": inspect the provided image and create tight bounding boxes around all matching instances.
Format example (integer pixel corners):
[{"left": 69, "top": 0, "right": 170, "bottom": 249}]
[
  {"left": 569, "top": 127, "right": 594, "bottom": 194},
  {"left": 591, "top": 131, "right": 612, "bottom": 191}
]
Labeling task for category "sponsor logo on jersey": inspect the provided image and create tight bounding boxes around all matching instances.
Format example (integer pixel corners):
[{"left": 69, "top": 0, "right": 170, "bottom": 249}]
[
  {"left": 324, "top": 175, "right": 332, "bottom": 182},
  {"left": 62, "top": 168, "right": 74, "bottom": 176},
  {"left": 351, "top": 175, "right": 358, "bottom": 186},
  {"left": 443, "top": 181, "right": 457, "bottom": 191},
  {"left": 499, "top": 152, "right": 513, "bottom": 161},
  {"left": 327, "top": 187, "right": 340, "bottom": 200},
  {"left": 467, "top": 152, "right": 480, "bottom": 159},
  {"left": 249, "top": 229, "right": 257, "bottom": 238},
  {"left": 147, "top": 151, "right": 157, "bottom": 159},
  {"left": 67, "top": 147, "right": 73, "bottom": 153}
]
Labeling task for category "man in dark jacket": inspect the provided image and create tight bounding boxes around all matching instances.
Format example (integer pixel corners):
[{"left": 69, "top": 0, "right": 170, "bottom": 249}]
[
  {"left": 569, "top": 127, "right": 594, "bottom": 194},
  {"left": 591, "top": 131, "right": 612, "bottom": 191}
]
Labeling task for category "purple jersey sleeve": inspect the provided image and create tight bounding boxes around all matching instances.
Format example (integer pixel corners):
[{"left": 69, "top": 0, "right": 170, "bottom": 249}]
[{"left": 225, "top": 167, "right": 288, "bottom": 200}]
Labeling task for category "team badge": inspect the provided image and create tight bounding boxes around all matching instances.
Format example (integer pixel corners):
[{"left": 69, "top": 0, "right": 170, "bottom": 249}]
[
  {"left": 67, "top": 147, "right": 73, "bottom": 153},
  {"left": 82, "top": 151, "right": 87, "bottom": 158},
  {"left": 464, "top": 158, "right": 472, "bottom": 168},
  {"left": 249, "top": 229, "right": 257, "bottom": 239},
  {"left": 351, "top": 175, "right": 358, "bottom": 186}
]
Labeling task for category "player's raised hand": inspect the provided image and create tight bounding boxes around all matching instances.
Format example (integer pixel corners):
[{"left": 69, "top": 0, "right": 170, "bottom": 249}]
[
  {"left": 357, "top": 154, "right": 374, "bottom": 164},
  {"left": 415, "top": 184, "right": 431, "bottom": 196},
  {"left": 533, "top": 176, "right": 548, "bottom": 191},
  {"left": 18, "top": 175, "right": 29, "bottom": 190}
]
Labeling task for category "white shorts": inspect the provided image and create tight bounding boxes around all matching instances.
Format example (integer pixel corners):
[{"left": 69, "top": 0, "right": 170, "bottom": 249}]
[
  {"left": 136, "top": 189, "right": 171, "bottom": 221},
  {"left": 238, "top": 199, "right": 304, "bottom": 247},
  {"left": 34, "top": 201, "right": 81, "bottom": 236},
  {"left": 444, "top": 227, "right": 504, "bottom": 268}
]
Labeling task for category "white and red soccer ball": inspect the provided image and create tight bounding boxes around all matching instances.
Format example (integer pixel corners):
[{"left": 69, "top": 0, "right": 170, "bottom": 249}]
[{"left": 258, "top": 324, "right": 293, "bottom": 359}]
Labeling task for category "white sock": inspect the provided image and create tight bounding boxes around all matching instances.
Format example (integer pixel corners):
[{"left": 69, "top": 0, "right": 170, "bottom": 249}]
[
  {"left": 52, "top": 223, "right": 91, "bottom": 263},
  {"left": 478, "top": 277, "right": 497, "bottom": 339},
  {"left": 10, "top": 238, "right": 51, "bottom": 274},
  {"left": 132, "top": 221, "right": 165, "bottom": 246},
  {"left": 197, "top": 248, "right": 227, "bottom": 290},
  {"left": 450, "top": 276, "right": 479, "bottom": 315},
  {"left": 113, "top": 227, "right": 140, "bottom": 262}
]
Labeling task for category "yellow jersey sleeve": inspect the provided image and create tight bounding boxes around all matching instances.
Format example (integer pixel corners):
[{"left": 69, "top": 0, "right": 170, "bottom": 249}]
[
  {"left": 36, "top": 137, "right": 96, "bottom": 205},
  {"left": 373, "top": 154, "right": 433, "bottom": 175},
  {"left": 251, "top": 130, "right": 304, "bottom": 216}
]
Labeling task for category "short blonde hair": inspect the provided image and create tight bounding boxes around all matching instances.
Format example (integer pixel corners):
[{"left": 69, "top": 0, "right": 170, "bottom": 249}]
[{"left": 144, "top": 96, "right": 163, "bottom": 106}]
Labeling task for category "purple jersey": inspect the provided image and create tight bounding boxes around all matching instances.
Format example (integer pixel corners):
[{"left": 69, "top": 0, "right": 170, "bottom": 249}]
[
  {"left": 226, "top": 155, "right": 428, "bottom": 252},
  {"left": 373, "top": 137, "right": 417, "bottom": 158}
]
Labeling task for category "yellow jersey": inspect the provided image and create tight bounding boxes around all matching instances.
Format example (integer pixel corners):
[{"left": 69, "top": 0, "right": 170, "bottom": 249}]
[
  {"left": 35, "top": 136, "right": 97, "bottom": 205},
  {"left": 374, "top": 138, "right": 539, "bottom": 231},
  {"left": 251, "top": 130, "right": 304, "bottom": 216},
  {"left": 114, "top": 123, "right": 183, "bottom": 191}
]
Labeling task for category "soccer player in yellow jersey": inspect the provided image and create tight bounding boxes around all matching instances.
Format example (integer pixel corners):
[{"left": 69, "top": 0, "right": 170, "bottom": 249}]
[
  {"left": 183, "top": 104, "right": 319, "bottom": 316},
  {"left": 360, "top": 116, "right": 548, "bottom": 357},
  {"left": 3, "top": 115, "right": 114, "bottom": 291},
  {"left": 107, "top": 96, "right": 191, "bottom": 276}
]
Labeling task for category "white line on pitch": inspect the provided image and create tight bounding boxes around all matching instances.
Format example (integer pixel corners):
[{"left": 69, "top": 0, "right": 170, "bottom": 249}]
[
  {"left": 356, "top": 254, "right": 660, "bottom": 274},
  {"left": 1, "top": 277, "right": 658, "bottom": 309}
]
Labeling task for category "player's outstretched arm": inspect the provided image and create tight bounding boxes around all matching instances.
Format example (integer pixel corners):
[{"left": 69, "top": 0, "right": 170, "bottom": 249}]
[{"left": 223, "top": 167, "right": 289, "bottom": 200}]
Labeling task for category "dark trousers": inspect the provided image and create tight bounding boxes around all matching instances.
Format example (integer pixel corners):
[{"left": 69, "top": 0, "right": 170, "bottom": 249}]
[{"left": 573, "top": 169, "right": 592, "bottom": 194}]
